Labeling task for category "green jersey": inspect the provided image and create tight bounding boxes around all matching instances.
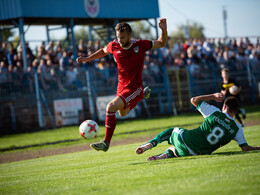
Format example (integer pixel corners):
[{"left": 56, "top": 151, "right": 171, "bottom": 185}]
[{"left": 182, "top": 101, "right": 248, "bottom": 155}]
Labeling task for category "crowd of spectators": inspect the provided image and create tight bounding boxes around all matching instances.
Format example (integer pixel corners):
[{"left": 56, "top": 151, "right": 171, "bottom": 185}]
[
  {"left": 163, "top": 37, "right": 260, "bottom": 79},
  {"left": 0, "top": 37, "right": 259, "bottom": 94}
]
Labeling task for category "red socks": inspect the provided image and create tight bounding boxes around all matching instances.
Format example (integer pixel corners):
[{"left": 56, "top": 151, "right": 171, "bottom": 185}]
[{"left": 104, "top": 111, "right": 116, "bottom": 142}]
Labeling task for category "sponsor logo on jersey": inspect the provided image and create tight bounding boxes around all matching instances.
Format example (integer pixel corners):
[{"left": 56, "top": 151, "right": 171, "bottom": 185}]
[
  {"left": 212, "top": 116, "right": 231, "bottom": 130},
  {"left": 133, "top": 46, "right": 139, "bottom": 53},
  {"left": 117, "top": 50, "right": 121, "bottom": 54}
]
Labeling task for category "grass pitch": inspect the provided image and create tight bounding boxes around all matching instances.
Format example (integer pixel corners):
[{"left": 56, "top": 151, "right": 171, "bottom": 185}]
[
  {"left": 0, "top": 106, "right": 260, "bottom": 194},
  {"left": 0, "top": 126, "right": 259, "bottom": 194}
]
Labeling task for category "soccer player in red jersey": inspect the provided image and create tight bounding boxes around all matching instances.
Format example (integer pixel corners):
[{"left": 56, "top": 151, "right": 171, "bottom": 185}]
[{"left": 76, "top": 18, "right": 167, "bottom": 151}]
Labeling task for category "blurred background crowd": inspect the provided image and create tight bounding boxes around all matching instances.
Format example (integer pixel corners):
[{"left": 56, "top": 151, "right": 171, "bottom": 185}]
[{"left": 0, "top": 36, "right": 260, "bottom": 93}]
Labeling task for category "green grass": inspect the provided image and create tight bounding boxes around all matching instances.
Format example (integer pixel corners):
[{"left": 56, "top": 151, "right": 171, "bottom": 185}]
[
  {"left": 0, "top": 105, "right": 260, "bottom": 194},
  {"left": 1, "top": 105, "right": 260, "bottom": 153},
  {"left": 0, "top": 126, "right": 259, "bottom": 194}
]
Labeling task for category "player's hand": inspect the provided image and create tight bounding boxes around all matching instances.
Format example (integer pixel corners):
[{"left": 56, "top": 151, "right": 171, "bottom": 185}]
[
  {"left": 76, "top": 56, "right": 86, "bottom": 64},
  {"left": 213, "top": 92, "right": 225, "bottom": 102},
  {"left": 158, "top": 18, "right": 167, "bottom": 30}
]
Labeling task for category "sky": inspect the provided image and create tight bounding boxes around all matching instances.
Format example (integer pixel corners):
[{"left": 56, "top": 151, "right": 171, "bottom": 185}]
[{"left": 11, "top": 0, "right": 260, "bottom": 50}]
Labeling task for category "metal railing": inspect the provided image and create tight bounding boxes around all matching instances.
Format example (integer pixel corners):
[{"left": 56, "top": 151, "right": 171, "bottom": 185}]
[{"left": 0, "top": 62, "right": 259, "bottom": 134}]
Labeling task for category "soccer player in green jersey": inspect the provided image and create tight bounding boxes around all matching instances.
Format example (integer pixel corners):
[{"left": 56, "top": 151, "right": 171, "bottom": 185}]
[{"left": 136, "top": 93, "right": 260, "bottom": 161}]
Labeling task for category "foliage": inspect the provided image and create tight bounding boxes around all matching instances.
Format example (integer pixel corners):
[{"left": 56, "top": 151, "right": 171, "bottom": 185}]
[
  {"left": 130, "top": 20, "right": 155, "bottom": 40},
  {"left": 0, "top": 26, "right": 14, "bottom": 42},
  {"left": 170, "top": 21, "right": 206, "bottom": 45}
]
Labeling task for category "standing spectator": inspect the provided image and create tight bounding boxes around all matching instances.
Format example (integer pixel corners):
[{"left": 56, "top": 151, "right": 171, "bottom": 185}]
[{"left": 220, "top": 68, "right": 246, "bottom": 127}]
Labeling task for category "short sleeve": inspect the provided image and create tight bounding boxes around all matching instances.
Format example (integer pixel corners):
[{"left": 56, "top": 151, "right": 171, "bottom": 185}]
[
  {"left": 197, "top": 101, "right": 220, "bottom": 118},
  {"left": 140, "top": 40, "right": 153, "bottom": 52},
  {"left": 104, "top": 41, "right": 113, "bottom": 54},
  {"left": 233, "top": 126, "right": 248, "bottom": 147}
]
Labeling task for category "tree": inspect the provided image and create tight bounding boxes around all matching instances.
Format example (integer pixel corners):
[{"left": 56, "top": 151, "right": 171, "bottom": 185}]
[
  {"left": 0, "top": 26, "right": 14, "bottom": 42},
  {"left": 130, "top": 20, "right": 155, "bottom": 40},
  {"left": 170, "top": 21, "right": 205, "bottom": 43}
]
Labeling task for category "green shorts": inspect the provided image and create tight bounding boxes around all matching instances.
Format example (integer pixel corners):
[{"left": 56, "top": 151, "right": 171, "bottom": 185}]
[{"left": 169, "top": 127, "right": 191, "bottom": 157}]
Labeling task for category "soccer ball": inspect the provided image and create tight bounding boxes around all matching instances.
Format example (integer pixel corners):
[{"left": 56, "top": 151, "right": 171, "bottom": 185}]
[
  {"left": 79, "top": 120, "right": 99, "bottom": 139},
  {"left": 229, "top": 85, "right": 239, "bottom": 95}
]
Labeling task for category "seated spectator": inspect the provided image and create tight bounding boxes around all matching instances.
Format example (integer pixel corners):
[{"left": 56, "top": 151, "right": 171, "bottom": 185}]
[
  {"left": 216, "top": 51, "right": 227, "bottom": 66},
  {"left": 24, "top": 65, "right": 36, "bottom": 92},
  {"left": 173, "top": 53, "right": 185, "bottom": 68},
  {"left": 7, "top": 48, "right": 16, "bottom": 66},
  {"left": 171, "top": 40, "right": 182, "bottom": 57},
  {"left": 45, "top": 41, "right": 55, "bottom": 57},
  {"left": 78, "top": 39, "right": 87, "bottom": 55},
  {"left": 187, "top": 44, "right": 198, "bottom": 61},
  {"left": 59, "top": 50, "right": 70, "bottom": 71},
  {"left": 149, "top": 58, "right": 163, "bottom": 83},
  {"left": 39, "top": 59, "right": 66, "bottom": 91},
  {"left": 94, "top": 40, "right": 101, "bottom": 51},
  {"left": 236, "top": 49, "right": 246, "bottom": 70},
  {"left": 65, "top": 64, "right": 82, "bottom": 90},
  {"left": 249, "top": 49, "right": 260, "bottom": 72},
  {"left": 0, "top": 61, "right": 8, "bottom": 87},
  {"left": 187, "top": 59, "right": 204, "bottom": 79},
  {"left": 97, "top": 58, "right": 110, "bottom": 80},
  {"left": 75, "top": 62, "right": 87, "bottom": 86},
  {"left": 142, "top": 64, "right": 155, "bottom": 86}
]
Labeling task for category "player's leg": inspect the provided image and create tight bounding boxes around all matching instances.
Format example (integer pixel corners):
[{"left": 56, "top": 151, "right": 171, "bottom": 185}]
[
  {"left": 235, "top": 110, "right": 244, "bottom": 126},
  {"left": 118, "top": 87, "right": 144, "bottom": 117},
  {"left": 241, "top": 108, "right": 246, "bottom": 119},
  {"left": 90, "top": 96, "right": 124, "bottom": 152},
  {"left": 136, "top": 128, "right": 174, "bottom": 154},
  {"left": 118, "top": 107, "right": 130, "bottom": 117},
  {"left": 146, "top": 146, "right": 177, "bottom": 161}
]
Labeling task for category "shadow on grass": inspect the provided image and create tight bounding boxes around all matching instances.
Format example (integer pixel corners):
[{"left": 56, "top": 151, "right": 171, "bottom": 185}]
[
  {"left": 213, "top": 150, "right": 260, "bottom": 156},
  {"left": 129, "top": 150, "right": 260, "bottom": 165},
  {"left": 0, "top": 139, "right": 81, "bottom": 152},
  {"left": 1, "top": 122, "right": 202, "bottom": 152}
]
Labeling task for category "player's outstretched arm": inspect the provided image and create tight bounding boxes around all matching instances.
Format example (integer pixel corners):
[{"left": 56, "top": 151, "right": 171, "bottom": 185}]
[
  {"left": 152, "top": 18, "right": 168, "bottom": 50},
  {"left": 190, "top": 93, "right": 225, "bottom": 107},
  {"left": 241, "top": 145, "right": 260, "bottom": 152},
  {"left": 76, "top": 48, "right": 109, "bottom": 64}
]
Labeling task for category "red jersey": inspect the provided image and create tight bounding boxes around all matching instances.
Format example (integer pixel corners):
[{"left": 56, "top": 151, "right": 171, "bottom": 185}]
[{"left": 106, "top": 39, "right": 152, "bottom": 94}]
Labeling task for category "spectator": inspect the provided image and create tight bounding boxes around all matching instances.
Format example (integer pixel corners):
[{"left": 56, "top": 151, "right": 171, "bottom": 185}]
[
  {"left": 171, "top": 40, "right": 182, "bottom": 57},
  {"left": 187, "top": 59, "right": 204, "bottom": 79},
  {"left": 249, "top": 49, "right": 260, "bottom": 72},
  {"left": 39, "top": 59, "right": 66, "bottom": 91},
  {"left": 65, "top": 64, "right": 82, "bottom": 89},
  {"left": 45, "top": 41, "right": 55, "bottom": 57},
  {"left": 78, "top": 39, "right": 87, "bottom": 55},
  {"left": 0, "top": 61, "right": 8, "bottom": 86},
  {"left": 59, "top": 50, "right": 70, "bottom": 71}
]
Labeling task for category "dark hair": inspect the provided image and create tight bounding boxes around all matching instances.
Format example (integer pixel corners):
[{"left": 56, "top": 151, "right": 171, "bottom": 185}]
[
  {"left": 115, "top": 23, "right": 132, "bottom": 34},
  {"left": 221, "top": 68, "right": 229, "bottom": 73},
  {"left": 224, "top": 96, "right": 239, "bottom": 113}
]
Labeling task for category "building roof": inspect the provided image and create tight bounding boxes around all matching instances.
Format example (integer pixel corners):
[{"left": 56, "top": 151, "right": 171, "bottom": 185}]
[{"left": 0, "top": 0, "right": 159, "bottom": 25}]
